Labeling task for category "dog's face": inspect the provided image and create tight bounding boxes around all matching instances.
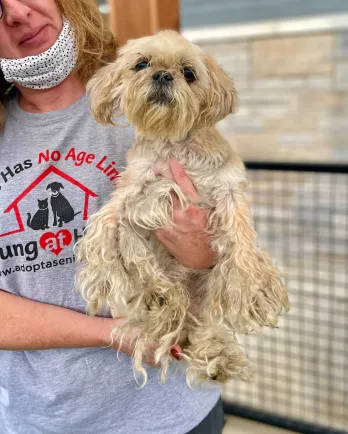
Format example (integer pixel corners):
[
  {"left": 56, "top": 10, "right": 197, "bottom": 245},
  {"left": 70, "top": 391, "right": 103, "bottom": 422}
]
[
  {"left": 47, "top": 182, "right": 63, "bottom": 197},
  {"left": 87, "top": 31, "right": 237, "bottom": 140}
]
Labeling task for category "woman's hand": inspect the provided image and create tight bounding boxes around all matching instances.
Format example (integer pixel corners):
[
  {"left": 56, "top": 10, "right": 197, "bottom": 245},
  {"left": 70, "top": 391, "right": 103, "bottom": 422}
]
[
  {"left": 155, "top": 159, "right": 216, "bottom": 270},
  {"left": 102, "top": 317, "right": 182, "bottom": 368}
]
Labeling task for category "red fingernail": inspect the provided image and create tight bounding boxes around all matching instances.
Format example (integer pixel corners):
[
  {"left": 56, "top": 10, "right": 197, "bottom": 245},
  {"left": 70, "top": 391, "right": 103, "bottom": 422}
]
[{"left": 171, "top": 348, "right": 182, "bottom": 361}]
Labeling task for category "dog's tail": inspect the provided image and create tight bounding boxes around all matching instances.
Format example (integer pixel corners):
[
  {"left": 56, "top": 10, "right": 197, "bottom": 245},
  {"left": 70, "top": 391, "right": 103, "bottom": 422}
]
[
  {"left": 27, "top": 213, "right": 32, "bottom": 229},
  {"left": 74, "top": 211, "right": 82, "bottom": 217}
]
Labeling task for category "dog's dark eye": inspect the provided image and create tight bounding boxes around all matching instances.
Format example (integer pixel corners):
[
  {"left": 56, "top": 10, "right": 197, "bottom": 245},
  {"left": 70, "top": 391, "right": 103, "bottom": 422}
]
[
  {"left": 183, "top": 68, "right": 196, "bottom": 83},
  {"left": 135, "top": 61, "right": 149, "bottom": 72}
]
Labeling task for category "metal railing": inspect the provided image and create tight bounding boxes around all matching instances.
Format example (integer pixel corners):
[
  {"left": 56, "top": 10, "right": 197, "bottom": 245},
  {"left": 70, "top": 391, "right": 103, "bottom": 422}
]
[{"left": 223, "top": 162, "right": 348, "bottom": 434}]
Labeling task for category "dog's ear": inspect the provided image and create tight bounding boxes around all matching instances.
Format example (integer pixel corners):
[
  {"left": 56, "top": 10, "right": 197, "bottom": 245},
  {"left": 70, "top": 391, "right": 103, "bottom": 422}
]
[
  {"left": 46, "top": 184, "right": 52, "bottom": 190},
  {"left": 59, "top": 183, "right": 64, "bottom": 189},
  {"left": 87, "top": 60, "right": 123, "bottom": 125},
  {"left": 200, "top": 54, "right": 238, "bottom": 126}
]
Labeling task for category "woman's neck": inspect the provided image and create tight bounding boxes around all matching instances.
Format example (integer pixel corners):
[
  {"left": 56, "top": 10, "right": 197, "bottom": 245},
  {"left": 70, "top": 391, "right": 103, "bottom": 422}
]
[{"left": 16, "top": 73, "right": 85, "bottom": 113}]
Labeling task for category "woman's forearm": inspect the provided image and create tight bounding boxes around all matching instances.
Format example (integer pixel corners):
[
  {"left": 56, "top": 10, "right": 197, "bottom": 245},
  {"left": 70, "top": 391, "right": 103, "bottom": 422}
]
[{"left": 0, "top": 289, "right": 118, "bottom": 351}]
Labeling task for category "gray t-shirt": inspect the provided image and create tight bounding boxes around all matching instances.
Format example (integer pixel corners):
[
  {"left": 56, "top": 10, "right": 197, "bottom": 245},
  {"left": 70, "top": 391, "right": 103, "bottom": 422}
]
[{"left": 0, "top": 95, "right": 220, "bottom": 434}]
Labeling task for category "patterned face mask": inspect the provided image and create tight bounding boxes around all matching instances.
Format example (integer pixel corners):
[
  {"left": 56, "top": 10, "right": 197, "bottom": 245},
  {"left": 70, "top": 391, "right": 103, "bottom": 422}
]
[{"left": 0, "top": 18, "right": 78, "bottom": 90}]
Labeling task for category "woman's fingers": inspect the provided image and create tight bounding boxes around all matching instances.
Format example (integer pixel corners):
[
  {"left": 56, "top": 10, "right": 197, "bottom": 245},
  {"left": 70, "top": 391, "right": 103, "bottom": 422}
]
[
  {"left": 169, "top": 159, "right": 200, "bottom": 201},
  {"left": 111, "top": 320, "right": 183, "bottom": 366},
  {"left": 171, "top": 344, "right": 183, "bottom": 361}
]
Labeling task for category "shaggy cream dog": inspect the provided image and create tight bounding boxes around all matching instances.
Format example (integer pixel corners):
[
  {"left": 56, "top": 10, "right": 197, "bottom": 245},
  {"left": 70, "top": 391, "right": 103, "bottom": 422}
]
[{"left": 76, "top": 30, "right": 289, "bottom": 387}]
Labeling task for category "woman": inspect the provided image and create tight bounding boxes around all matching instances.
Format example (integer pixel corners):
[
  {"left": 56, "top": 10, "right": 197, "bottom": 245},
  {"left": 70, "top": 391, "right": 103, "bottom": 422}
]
[{"left": 0, "top": 0, "right": 225, "bottom": 433}]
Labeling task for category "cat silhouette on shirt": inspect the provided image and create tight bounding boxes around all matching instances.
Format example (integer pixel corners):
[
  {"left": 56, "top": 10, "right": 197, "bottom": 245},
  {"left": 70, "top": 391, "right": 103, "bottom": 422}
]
[{"left": 27, "top": 199, "right": 50, "bottom": 231}]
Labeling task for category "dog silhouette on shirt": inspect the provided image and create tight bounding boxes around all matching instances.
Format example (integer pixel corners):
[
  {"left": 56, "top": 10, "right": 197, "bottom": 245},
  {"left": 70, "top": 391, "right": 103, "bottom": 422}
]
[{"left": 47, "top": 182, "right": 81, "bottom": 227}]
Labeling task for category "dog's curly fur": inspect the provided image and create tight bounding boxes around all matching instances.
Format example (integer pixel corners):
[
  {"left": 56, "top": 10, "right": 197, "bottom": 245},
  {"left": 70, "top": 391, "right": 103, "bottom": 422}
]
[{"left": 76, "top": 30, "right": 290, "bottom": 387}]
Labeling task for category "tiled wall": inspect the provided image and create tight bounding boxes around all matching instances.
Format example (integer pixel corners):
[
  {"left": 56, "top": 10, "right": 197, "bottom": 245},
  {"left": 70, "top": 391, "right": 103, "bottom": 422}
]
[{"left": 201, "top": 31, "right": 348, "bottom": 163}]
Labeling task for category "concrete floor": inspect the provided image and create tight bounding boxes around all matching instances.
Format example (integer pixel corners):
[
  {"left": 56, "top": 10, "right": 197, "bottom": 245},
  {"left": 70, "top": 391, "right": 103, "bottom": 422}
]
[{"left": 223, "top": 416, "right": 298, "bottom": 434}]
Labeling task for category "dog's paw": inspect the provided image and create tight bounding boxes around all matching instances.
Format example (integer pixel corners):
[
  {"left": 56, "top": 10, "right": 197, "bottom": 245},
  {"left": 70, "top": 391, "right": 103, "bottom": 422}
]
[{"left": 183, "top": 327, "right": 253, "bottom": 387}]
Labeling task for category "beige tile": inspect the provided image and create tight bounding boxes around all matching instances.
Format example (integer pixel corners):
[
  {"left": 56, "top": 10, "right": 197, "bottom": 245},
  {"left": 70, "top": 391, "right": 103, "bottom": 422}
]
[
  {"left": 223, "top": 416, "right": 299, "bottom": 434},
  {"left": 335, "top": 61, "right": 348, "bottom": 90},
  {"left": 252, "top": 34, "right": 334, "bottom": 76}
]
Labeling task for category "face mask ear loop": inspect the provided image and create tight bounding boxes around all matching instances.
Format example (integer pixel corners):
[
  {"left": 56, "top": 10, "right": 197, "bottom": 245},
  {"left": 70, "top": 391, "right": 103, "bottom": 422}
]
[{"left": 4, "top": 84, "right": 15, "bottom": 95}]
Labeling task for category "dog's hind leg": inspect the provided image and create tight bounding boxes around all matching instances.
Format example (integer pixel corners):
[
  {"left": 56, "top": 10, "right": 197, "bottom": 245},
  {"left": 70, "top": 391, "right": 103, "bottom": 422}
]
[
  {"left": 116, "top": 224, "right": 190, "bottom": 384},
  {"left": 183, "top": 320, "right": 252, "bottom": 387}
]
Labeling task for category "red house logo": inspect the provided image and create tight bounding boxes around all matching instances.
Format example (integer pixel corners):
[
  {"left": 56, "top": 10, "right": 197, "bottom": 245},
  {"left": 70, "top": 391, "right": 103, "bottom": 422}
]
[{"left": 1, "top": 165, "right": 98, "bottom": 238}]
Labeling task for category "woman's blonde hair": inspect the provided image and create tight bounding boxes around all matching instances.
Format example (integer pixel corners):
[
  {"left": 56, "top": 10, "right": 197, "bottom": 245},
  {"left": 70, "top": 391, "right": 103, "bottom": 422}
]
[{"left": 0, "top": 0, "right": 117, "bottom": 128}]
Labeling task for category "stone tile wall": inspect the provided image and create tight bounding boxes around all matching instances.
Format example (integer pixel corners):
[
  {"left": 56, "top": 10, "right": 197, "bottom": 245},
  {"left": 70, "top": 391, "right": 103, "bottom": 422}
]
[{"left": 201, "top": 31, "right": 348, "bottom": 163}]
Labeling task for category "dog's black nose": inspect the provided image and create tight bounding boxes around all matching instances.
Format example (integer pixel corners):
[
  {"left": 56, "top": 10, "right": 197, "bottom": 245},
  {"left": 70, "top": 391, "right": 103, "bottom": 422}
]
[{"left": 152, "top": 71, "right": 173, "bottom": 84}]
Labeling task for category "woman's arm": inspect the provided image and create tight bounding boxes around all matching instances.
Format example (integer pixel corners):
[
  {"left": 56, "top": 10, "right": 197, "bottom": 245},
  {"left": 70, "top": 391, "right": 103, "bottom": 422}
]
[
  {"left": 0, "top": 290, "right": 180, "bottom": 365},
  {"left": 0, "top": 289, "right": 117, "bottom": 351}
]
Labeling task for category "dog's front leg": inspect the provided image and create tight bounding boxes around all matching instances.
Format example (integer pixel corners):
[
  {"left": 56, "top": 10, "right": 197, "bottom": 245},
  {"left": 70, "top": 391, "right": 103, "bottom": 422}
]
[
  {"left": 52, "top": 207, "right": 57, "bottom": 227},
  {"left": 120, "top": 177, "right": 188, "bottom": 231},
  {"left": 207, "top": 189, "right": 289, "bottom": 333}
]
